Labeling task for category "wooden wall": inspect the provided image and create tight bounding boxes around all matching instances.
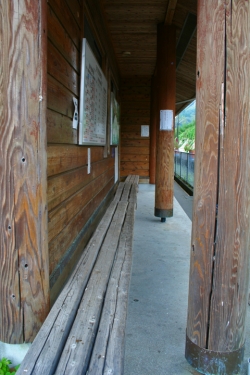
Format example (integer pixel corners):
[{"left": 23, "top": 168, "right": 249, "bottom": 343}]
[
  {"left": 47, "top": 0, "right": 118, "bottom": 302},
  {"left": 120, "top": 76, "right": 151, "bottom": 180}
]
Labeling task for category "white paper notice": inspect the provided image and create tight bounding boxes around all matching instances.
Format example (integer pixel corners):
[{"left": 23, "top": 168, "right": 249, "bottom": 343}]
[
  {"left": 160, "top": 110, "right": 173, "bottom": 131},
  {"left": 115, "top": 147, "right": 118, "bottom": 183},
  {"left": 87, "top": 148, "right": 91, "bottom": 174},
  {"left": 141, "top": 125, "right": 149, "bottom": 137}
]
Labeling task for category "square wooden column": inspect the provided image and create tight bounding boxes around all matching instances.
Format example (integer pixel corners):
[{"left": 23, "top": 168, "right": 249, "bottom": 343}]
[
  {"left": 186, "top": 1, "right": 250, "bottom": 373},
  {"left": 154, "top": 24, "right": 176, "bottom": 221}
]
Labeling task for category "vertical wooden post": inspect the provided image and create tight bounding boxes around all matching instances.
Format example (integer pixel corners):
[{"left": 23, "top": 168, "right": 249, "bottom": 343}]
[
  {"left": 154, "top": 24, "right": 176, "bottom": 221},
  {"left": 0, "top": 0, "right": 49, "bottom": 343},
  {"left": 149, "top": 74, "right": 157, "bottom": 184},
  {"left": 186, "top": 1, "right": 250, "bottom": 374}
]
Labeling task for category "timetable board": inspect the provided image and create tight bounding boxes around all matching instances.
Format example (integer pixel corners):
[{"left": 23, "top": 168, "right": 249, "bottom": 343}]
[
  {"left": 110, "top": 92, "right": 120, "bottom": 145},
  {"left": 79, "top": 39, "right": 107, "bottom": 145}
]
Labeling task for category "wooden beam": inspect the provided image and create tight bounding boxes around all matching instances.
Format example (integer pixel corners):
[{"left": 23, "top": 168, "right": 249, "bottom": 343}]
[
  {"left": 0, "top": 0, "right": 49, "bottom": 343},
  {"left": 186, "top": 1, "right": 250, "bottom": 373},
  {"left": 85, "top": 0, "right": 121, "bottom": 87},
  {"left": 164, "top": 0, "right": 178, "bottom": 25},
  {"left": 154, "top": 24, "right": 176, "bottom": 220}
]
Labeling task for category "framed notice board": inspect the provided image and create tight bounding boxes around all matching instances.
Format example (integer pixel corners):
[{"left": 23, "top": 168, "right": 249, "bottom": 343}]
[
  {"left": 79, "top": 39, "right": 108, "bottom": 145},
  {"left": 110, "top": 92, "right": 120, "bottom": 145}
]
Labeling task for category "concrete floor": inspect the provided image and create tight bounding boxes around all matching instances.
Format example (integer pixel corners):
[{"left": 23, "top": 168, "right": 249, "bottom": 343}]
[{"left": 124, "top": 183, "right": 250, "bottom": 375}]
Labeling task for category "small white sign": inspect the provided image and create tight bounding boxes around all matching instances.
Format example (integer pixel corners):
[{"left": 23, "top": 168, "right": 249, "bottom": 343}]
[
  {"left": 141, "top": 125, "right": 149, "bottom": 137},
  {"left": 160, "top": 110, "right": 173, "bottom": 131},
  {"left": 115, "top": 147, "right": 118, "bottom": 183},
  {"left": 87, "top": 148, "right": 91, "bottom": 174},
  {"left": 72, "top": 97, "right": 78, "bottom": 129}
]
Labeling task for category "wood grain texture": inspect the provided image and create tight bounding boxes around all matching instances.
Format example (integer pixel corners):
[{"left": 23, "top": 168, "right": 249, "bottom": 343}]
[
  {"left": 121, "top": 131, "right": 148, "bottom": 139},
  {"left": 47, "top": 145, "right": 104, "bottom": 177},
  {"left": 186, "top": 0, "right": 225, "bottom": 349},
  {"left": 48, "top": 158, "right": 114, "bottom": 211},
  {"left": 16, "top": 178, "right": 138, "bottom": 375},
  {"left": 64, "top": 0, "right": 81, "bottom": 28},
  {"left": 47, "top": 75, "right": 74, "bottom": 118},
  {"left": 45, "top": 0, "right": 120, "bottom": 303},
  {"left": 121, "top": 146, "right": 149, "bottom": 156},
  {"left": 149, "top": 74, "right": 157, "bottom": 184},
  {"left": 16, "top": 184, "right": 125, "bottom": 375},
  {"left": 88, "top": 201, "right": 135, "bottom": 374},
  {"left": 54, "top": 201, "right": 128, "bottom": 375},
  {"left": 121, "top": 161, "right": 149, "bottom": 171},
  {"left": 102, "top": 0, "right": 166, "bottom": 76},
  {"left": 120, "top": 125, "right": 145, "bottom": 133},
  {"left": 49, "top": 177, "right": 114, "bottom": 275},
  {"left": 187, "top": 0, "right": 250, "bottom": 353},
  {"left": 49, "top": 186, "right": 116, "bottom": 304},
  {"left": 101, "top": 0, "right": 196, "bottom": 116},
  {"left": 84, "top": 0, "right": 120, "bottom": 85},
  {"left": 120, "top": 76, "right": 151, "bottom": 178},
  {"left": 120, "top": 153, "right": 149, "bottom": 162},
  {"left": 121, "top": 139, "right": 150, "bottom": 148},
  {"left": 0, "top": 0, "right": 49, "bottom": 343},
  {"left": 208, "top": 0, "right": 250, "bottom": 351},
  {"left": 155, "top": 24, "right": 176, "bottom": 214},
  {"left": 48, "top": 0, "right": 81, "bottom": 49},
  {"left": 102, "top": 203, "right": 135, "bottom": 374},
  {"left": 47, "top": 109, "right": 78, "bottom": 145},
  {"left": 48, "top": 4, "right": 80, "bottom": 70},
  {"left": 47, "top": 41, "right": 79, "bottom": 95},
  {"left": 48, "top": 167, "right": 114, "bottom": 244}
]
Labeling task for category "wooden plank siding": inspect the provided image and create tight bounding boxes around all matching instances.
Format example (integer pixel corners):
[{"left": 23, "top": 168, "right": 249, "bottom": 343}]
[
  {"left": 47, "top": 0, "right": 119, "bottom": 303},
  {"left": 120, "top": 76, "right": 151, "bottom": 179}
]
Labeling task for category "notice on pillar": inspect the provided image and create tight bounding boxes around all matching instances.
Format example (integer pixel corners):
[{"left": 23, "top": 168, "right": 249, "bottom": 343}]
[
  {"left": 141, "top": 125, "right": 149, "bottom": 137},
  {"left": 160, "top": 110, "right": 173, "bottom": 131}
]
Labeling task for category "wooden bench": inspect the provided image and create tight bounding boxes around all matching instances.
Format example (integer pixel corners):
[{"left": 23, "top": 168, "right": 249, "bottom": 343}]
[{"left": 17, "top": 175, "right": 139, "bottom": 375}]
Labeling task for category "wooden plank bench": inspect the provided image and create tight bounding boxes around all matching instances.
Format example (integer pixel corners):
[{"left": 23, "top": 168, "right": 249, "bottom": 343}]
[{"left": 17, "top": 175, "right": 139, "bottom": 375}]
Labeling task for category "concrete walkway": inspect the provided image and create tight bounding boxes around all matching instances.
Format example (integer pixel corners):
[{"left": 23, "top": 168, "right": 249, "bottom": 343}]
[{"left": 124, "top": 183, "right": 250, "bottom": 375}]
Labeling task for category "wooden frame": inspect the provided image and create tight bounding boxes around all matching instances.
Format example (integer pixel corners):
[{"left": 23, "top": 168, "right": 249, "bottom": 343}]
[{"left": 79, "top": 39, "right": 108, "bottom": 146}]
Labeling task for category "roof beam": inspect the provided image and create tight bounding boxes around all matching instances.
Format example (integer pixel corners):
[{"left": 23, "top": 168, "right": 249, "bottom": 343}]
[
  {"left": 176, "top": 12, "right": 197, "bottom": 68},
  {"left": 164, "top": 0, "right": 178, "bottom": 25}
]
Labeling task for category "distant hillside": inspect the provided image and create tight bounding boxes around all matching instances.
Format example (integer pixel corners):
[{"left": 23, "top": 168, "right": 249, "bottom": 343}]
[
  {"left": 175, "top": 100, "right": 196, "bottom": 151},
  {"left": 176, "top": 100, "right": 196, "bottom": 126}
]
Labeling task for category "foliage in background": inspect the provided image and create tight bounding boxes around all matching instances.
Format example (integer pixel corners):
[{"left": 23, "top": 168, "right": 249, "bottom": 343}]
[
  {"left": 177, "top": 100, "right": 196, "bottom": 126},
  {"left": 175, "top": 121, "right": 195, "bottom": 150},
  {"left": 0, "top": 358, "right": 20, "bottom": 375},
  {"left": 175, "top": 100, "right": 196, "bottom": 151}
]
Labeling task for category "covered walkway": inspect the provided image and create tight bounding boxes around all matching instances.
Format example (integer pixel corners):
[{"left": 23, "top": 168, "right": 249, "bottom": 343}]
[{"left": 124, "top": 183, "right": 250, "bottom": 375}]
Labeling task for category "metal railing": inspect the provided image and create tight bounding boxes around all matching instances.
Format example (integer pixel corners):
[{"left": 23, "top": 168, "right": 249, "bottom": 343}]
[{"left": 174, "top": 151, "right": 195, "bottom": 189}]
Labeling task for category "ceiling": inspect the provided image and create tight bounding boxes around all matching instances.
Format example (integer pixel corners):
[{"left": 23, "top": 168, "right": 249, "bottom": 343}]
[{"left": 101, "top": 0, "right": 197, "bottom": 114}]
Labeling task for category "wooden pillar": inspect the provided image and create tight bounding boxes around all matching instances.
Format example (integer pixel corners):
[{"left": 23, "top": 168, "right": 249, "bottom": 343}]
[
  {"left": 186, "top": 1, "right": 250, "bottom": 374},
  {"left": 154, "top": 24, "right": 176, "bottom": 220},
  {"left": 0, "top": 0, "right": 49, "bottom": 343},
  {"left": 149, "top": 74, "right": 157, "bottom": 184}
]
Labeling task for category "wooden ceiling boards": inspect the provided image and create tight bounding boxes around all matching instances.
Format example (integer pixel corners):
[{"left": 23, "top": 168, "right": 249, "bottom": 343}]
[{"left": 101, "top": 0, "right": 197, "bottom": 113}]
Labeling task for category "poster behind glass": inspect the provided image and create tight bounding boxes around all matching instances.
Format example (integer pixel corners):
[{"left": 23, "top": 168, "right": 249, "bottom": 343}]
[
  {"left": 79, "top": 39, "right": 107, "bottom": 145},
  {"left": 110, "top": 92, "right": 120, "bottom": 145}
]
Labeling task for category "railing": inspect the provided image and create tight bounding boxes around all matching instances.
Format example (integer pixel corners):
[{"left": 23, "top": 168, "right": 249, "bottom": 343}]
[{"left": 174, "top": 150, "right": 195, "bottom": 189}]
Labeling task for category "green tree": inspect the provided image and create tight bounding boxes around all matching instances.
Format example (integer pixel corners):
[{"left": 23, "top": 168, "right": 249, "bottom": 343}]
[{"left": 175, "top": 121, "right": 195, "bottom": 150}]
